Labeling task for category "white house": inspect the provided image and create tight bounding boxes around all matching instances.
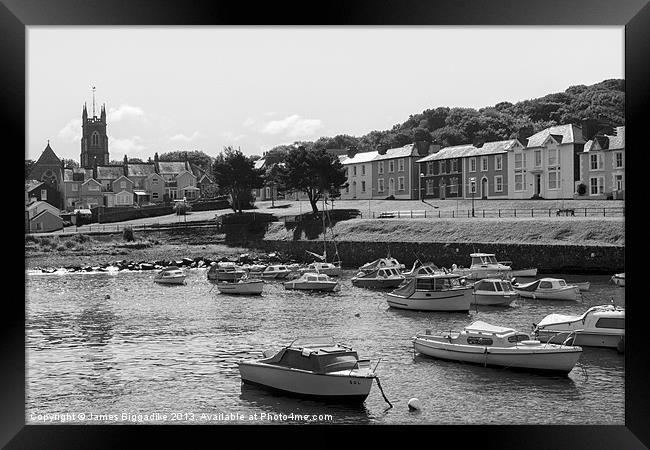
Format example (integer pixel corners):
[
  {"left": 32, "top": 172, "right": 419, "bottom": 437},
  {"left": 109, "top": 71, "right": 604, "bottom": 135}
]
[{"left": 341, "top": 151, "right": 378, "bottom": 200}]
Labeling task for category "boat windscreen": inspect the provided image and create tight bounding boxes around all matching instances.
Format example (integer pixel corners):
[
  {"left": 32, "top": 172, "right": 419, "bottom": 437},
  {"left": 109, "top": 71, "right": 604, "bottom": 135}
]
[
  {"left": 516, "top": 280, "right": 541, "bottom": 292},
  {"left": 393, "top": 278, "right": 416, "bottom": 296},
  {"left": 316, "top": 353, "right": 359, "bottom": 373}
]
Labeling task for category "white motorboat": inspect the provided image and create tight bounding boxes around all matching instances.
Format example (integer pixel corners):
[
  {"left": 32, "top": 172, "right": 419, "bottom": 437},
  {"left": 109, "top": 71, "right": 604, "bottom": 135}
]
[
  {"left": 238, "top": 337, "right": 376, "bottom": 402},
  {"left": 153, "top": 266, "right": 186, "bottom": 285},
  {"left": 351, "top": 267, "right": 405, "bottom": 289},
  {"left": 386, "top": 273, "right": 472, "bottom": 312},
  {"left": 401, "top": 260, "right": 441, "bottom": 279},
  {"left": 514, "top": 278, "right": 581, "bottom": 301},
  {"left": 358, "top": 257, "right": 405, "bottom": 274},
  {"left": 260, "top": 264, "right": 292, "bottom": 280},
  {"left": 610, "top": 273, "right": 625, "bottom": 287},
  {"left": 241, "top": 263, "right": 267, "bottom": 274},
  {"left": 452, "top": 253, "right": 512, "bottom": 280},
  {"left": 533, "top": 304, "right": 625, "bottom": 350},
  {"left": 299, "top": 261, "right": 342, "bottom": 277},
  {"left": 472, "top": 278, "right": 518, "bottom": 306},
  {"left": 216, "top": 278, "right": 264, "bottom": 295},
  {"left": 284, "top": 272, "right": 340, "bottom": 292},
  {"left": 207, "top": 261, "right": 246, "bottom": 281},
  {"left": 498, "top": 260, "right": 537, "bottom": 277},
  {"left": 412, "top": 321, "right": 582, "bottom": 374}
]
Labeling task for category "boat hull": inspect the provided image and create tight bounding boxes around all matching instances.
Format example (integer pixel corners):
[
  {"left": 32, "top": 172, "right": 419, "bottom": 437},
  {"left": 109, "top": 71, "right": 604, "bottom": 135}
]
[
  {"left": 154, "top": 277, "right": 186, "bottom": 285},
  {"left": 217, "top": 281, "right": 264, "bottom": 295},
  {"left": 535, "top": 330, "right": 623, "bottom": 349},
  {"left": 516, "top": 287, "right": 581, "bottom": 301},
  {"left": 611, "top": 275, "right": 625, "bottom": 287},
  {"left": 471, "top": 292, "right": 517, "bottom": 306},
  {"left": 352, "top": 278, "right": 404, "bottom": 289},
  {"left": 208, "top": 272, "right": 244, "bottom": 282},
  {"left": 511, "top": 268, "right": 537, "bottom": 277},
  {"left": 238, "top": 362, "right": 373, "bottom": 402},
  {"left": 261, "top": 272, "right": 291, "bottom": 280},
  {"left": 413, "top": 338, "right": 581, "bottom": 374},
  {"left": 387, "top": 288, "right": 472, "bottom": 312},
  {"left": 284, "top": 281, "right": 339, "bottom": 292}
]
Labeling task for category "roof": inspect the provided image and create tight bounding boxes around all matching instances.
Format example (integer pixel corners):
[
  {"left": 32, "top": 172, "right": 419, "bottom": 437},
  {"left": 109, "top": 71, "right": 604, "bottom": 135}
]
[
  {"left": 126, "top": 163, "right": 156, "bottom": 177},
  {"left": 158, "top": 161, "right": 188, "bottom": 174},
  {"left": 134, "top": 190, "right": 148, "bottom": 195},
  {"left": 34, "top": 142, "right": 62, "bottom": 166},
  {"left": 374, "top": 143, "right": 418, "bottom": 161},
  {"left": 526, "top": 124, "right": 585, "bottom": 148},
  {"left": 31, "top": 209, "right": 62, "bottom": 222},
  {"left": 25, "top": 180, "right": 44, "bottom": 192},
  {"left": 417, "top": 144, "right": 477, "bottom": 162},
  {"left": 254, "top": 159, "right": 266, "bottom": 170},
  {"left": 583, "top": 126, "right": 625, "bottom": 152},
  {"left": 96, "top": 165, "right": 125, "bottom": 180},
  {"left": 26, "top": 200, "right": 56, "bottom": 212},
  {"left": 342, "top": 151, "right": 379, "bottom": 165},
  {"left": 189, "top": 162, "right": 214, "bottom": 183},
  {"left": 465, "top": 321, "right": 516, "bottom": 335}
]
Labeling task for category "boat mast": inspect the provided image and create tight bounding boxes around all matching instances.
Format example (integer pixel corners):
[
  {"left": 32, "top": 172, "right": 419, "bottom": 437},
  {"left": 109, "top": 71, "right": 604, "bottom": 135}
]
[{"left": 322, "top": 194, "right": 327, "bottom": 262}]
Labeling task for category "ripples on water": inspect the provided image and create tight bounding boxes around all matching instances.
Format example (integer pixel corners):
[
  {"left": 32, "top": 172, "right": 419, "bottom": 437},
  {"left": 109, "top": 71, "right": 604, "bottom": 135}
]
[{"left": 25, "top": 269, "right": 624, "bottom": 425}]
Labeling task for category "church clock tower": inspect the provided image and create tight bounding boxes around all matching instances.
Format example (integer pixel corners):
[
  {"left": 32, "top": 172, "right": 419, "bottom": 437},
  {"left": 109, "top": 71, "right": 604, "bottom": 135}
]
[{"left": 80, "top": 87, "right": 109, "bottom": 169}]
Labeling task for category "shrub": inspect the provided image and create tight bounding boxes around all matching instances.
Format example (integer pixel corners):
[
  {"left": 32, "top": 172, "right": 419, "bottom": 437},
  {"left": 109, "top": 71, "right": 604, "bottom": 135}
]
[
  {"left": 25, "top": 235, "right": 38, "bottom": 243},
  {"left": 123, "top": 226, "right": 135, "bottom": 241},
  {"left": 73, "top": 233, "right": 92, "bottom": 243},
  {"left": 56, "top": 245, "right": 67, "bottom": 251},
  {"left": 577, "top": 183, "right": 587, "bottom": 196},
  {"left": 64, "top": 240, "right": 76, "bottom": 249}
]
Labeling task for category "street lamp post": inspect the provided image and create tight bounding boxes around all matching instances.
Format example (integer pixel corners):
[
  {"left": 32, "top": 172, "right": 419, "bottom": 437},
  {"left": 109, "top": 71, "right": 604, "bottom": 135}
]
[{"left": 470, "top": 177, "right": 476, "bottom": 217}]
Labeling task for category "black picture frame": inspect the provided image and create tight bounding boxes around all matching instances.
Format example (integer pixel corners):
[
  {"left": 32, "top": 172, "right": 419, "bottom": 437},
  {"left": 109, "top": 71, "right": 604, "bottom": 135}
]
[{"left": 5, "top": 0, "right": 648, "bottom": 448}]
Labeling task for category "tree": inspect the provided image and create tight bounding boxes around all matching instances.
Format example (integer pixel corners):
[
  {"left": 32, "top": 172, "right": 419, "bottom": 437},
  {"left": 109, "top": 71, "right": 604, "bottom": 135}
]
[
  {"left": 159, "top": 150, "right": 213, "bottom": 172},
  {"left": 128, "top": 157, "right": 144, "bottom": 164},
  {"left": 280, "top": 146, "right": 347, "bottom": 214},
  {"left": 25, "top": 159, "right": 36, "bottom": 179},
  {"left": 212, "top": 147, "right": 264, "bottom": 213},
  {"left": 61, "top": 158, "right": 79, "bottom": 169},
  {"left": 264, "top": 163, "right": 285, "bottom": 207}
]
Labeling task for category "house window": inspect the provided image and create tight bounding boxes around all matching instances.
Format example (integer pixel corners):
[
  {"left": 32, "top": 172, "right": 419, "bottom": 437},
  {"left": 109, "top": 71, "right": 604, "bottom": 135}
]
[
  {"left": 389, "top": 178, "right": 395, "bottom": 193},
  {"left": 514, "top": 152, "right": 525, "bottom": 169},
  {"left": 89, "top": 184, "right": 99, "bottom": 191},
  {"left": 481, "top": 157, "right": 488, "bottom": 171},
  {"left": 548, "top": 168, "right": 560, "bottom": 190},
  {"left": 450, "top": 177, "right": 458, "bottom": 194},
  {"left": 469, "top": 158, "right": 476, "bottom": 172},
  {"left": 398, "top": 177, "right": 405, "bottom": 191},
  {"left": 352, "top": 181, "right": 357, "bottom": 198},
  {"left": 590, "top": 153, "right": 603, "bottom": 170},
  {"left": 92, "top": 131, "right": 100, "bottom": 146},
  {"left": 120, "top": 181, "right": 127, "bottom": 189},
  {"left": 426, "top": 180, "right": 434, "bottom": 195},
  {"left": 548, "top": 148, "right": 559, "bottom": 166},
  {"left": 265, "top": 187, "right": 271, "bottom": 198},
  {"left": 353, "top": 166, "right": 357, "bottom": 176},
  {"left": 398, "top": 158, "right": 405, "bottom": 172},
  {"left": 434, "top": 161, "right": 440, "bottom": 175},
  {"left": 72, "top": 184, "right": 79, "bottom": 192},
  {"left": 361, "top": 181, "right": 366, "bottom": 192},
  {"left": 440, "top": 161, "right": 447, "bottom": 174},
  {"left": 426, "top": 162, "right": 434, "bottom": 175},
  {"left": 36, "top": 222, "right": 43, "bottom": 231},
  {"left": 614, "top": 152, "right": 623, "bottom": 168},
  {"left": 378, "top": 178, "right": 384, "bottom": 192},
  {"left": 41, "top": 189, "right": 47, "bottom": 200},
  {"left": 152, "top": 192, "right": 159, "bottom": 199},
  {"left": 495, "top": 176, "right": 503, "bottom": 192},
  {"left": 590, "top": 177, "right": 604, "bottom": 195},
  {"left": 378, "top": 161, "right": 384, "bottom": 174},
  {"left": 495, "top": 155, "right": 503, "bottom": 171},
  {"left": 514, "top": 173, "right": 524, "bottom": 192},
  {"left": 388, "top": 160, "right": 395, "bottom": 173},
  {"left": 361, "top": 165, "right": 366, "bottom": 175},
  {"left": 534, "top": 150, "right": 541, "bottom": 167},
  {"left": 615, "top": 174, "right": 624, "bottom": 191},
  {"left": 451, "top": 159, "right": 458, "bottom": 173},
  {"left": 152, "top": 178, "right": 158, "bottom": 185}
]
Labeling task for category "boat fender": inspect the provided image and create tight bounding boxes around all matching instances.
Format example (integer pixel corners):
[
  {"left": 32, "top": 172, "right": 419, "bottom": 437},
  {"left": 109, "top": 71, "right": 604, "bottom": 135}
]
[{"left": 408, "top": 398, "right": 422, "bottom": 411}]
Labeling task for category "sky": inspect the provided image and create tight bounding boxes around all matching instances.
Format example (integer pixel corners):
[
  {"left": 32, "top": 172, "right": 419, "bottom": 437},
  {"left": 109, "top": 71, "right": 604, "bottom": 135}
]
[{"left": 27, "top": 26, "right": 624, "bottom": 163}]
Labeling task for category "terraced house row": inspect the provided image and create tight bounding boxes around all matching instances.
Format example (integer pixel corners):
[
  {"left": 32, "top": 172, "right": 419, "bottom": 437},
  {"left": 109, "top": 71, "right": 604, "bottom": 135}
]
[{"left": 339, "top": 124, "right": 625, "bottom": 201}]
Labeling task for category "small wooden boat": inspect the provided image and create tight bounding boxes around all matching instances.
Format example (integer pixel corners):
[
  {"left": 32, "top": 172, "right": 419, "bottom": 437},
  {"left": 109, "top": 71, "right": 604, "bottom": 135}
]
[
  {"left": 216, "top": 278, "right": 264, "bottom": 295},
  {"left": 514, "top": 278, "right": 581, "bottom": 301},
  {"left": 412, "top": 321, "right": 582, "bottom": 374},
  {"left": 610, "top": 273, "right": 625, "bottom": 287},
  {"left": 472, "top": 278, "right": 518, "bottom": 306},
  {"left": 386, "top": 273, "right": 472, "bottom": 312},
  {"left": 284, "top": 272, "right": 340, "bottom": 292},
  {"left": 207, "top": 262, "right": 246, "bottom": 281},
  {"left": 154, "top": 266, "right": 186, "bottom": 285},
  {"left": 533, "top": 304, "right": 624, "bottom": 350},
  {"left": 351, "top": 267, "right": 405, "bottom": 289},
  {"left": 238, "top": 337, "right": 376, "bottom": 402}
]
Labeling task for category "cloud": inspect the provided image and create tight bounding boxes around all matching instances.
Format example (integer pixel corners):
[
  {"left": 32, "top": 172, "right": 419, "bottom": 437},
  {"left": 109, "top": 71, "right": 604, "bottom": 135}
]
[
  {"left": 109, "top": 135, "right": 146, "bottom": 153},
  {"left": 58, "top": 118, "right": 82, "bottom": 141},
  {"left": 243, "top": 117, "right": 256, "bottom": 127},
  {"left": 261, "top": 115, "right": 323, "bottom": 138},
  {"left": 221, "top": 131, "right": 246, "bottom": 142},
  {"left": 169, "top": 131, "right": 200, "bottom": 142},
  {"left": 107, "top": 104, "right": 145, "bottom": 122}
]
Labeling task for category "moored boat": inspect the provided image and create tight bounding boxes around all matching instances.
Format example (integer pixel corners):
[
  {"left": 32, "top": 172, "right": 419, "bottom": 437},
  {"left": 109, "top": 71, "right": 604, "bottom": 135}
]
[
  {"left": 514, "top": 278, "right": 581, "bottom": 301},
  {"left": 216, "top": 278, "right": 264, "bottom": 295},
  {"left": 299, "top": 261, "right": 342, "bottom": 277},
  {"left": 386, "top": 273, "right": 472, "bottom": 312},
  {"left": 610, "top": 273, "right": 625, "bottom": 287},
  {"left": 238, "top": 337, "right": 376, "bottom": 402},
  {"left": 401, "top": 260, "right": 441, "bottom": 279},
  {"left": 284, "top": 272, "right": 340, "bottom": 292},
  {"left": 472, "top": 278, "right": 518, "bottom": 306},
  {"left": 207, "top": 262, "right": 246, "bottom": 282},
  {"left": 533, "top": 304, "right": 625, "bottom": 350},
  {"left": 351, "top": 267, "right": 405, "bottom": 289},
  {"left": 498, "top": 260, "right": 537, "bottom": 277},
  {"left": 574, "top": 281, "right": 590, "bottom": 292},
  {"left": 412, "top": 320, "right": 582, "bottom": 374},
  {"left": 261, "top": 264, "right": 292, "bottom": 280},
  {"left": 358, "top": 257, "right": 404, "bottom": 274},
  {"left": 153, "top": 266, "right": 186, "bottom": 285},
  {"left": 451, "top": 253, "right": 512, "bottom": 280}
]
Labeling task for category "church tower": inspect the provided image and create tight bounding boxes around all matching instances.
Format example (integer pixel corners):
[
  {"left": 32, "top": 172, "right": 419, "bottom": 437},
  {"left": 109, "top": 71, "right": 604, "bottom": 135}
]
[{"left": 80, "top": 87, "right": 109, "bottom": 169}]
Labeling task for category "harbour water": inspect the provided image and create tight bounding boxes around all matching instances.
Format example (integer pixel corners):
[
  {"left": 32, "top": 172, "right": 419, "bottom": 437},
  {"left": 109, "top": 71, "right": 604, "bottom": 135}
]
[{"left": 25, "top": 269, "right": 625, "bottom": 425}]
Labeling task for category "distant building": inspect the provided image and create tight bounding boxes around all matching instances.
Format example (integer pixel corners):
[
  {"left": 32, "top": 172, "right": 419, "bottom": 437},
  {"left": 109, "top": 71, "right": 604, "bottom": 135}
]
[
  {"left": 371, "top": 142, "right": 432, "bottom": 199},
  {"left": 80, "top": 99, "right": 109, "bottom": 169},
  {"left": 578, "top": 126, "right": 625, "bottom": 199},
  {"left": 25, "top": 200, "right": 62, "bottom": 233},
  {"left": 341, "top": 149, "right": 378, "bottom": 200},
  {"left": 27, "top": 142, "right": 64, "bottom": 209}
]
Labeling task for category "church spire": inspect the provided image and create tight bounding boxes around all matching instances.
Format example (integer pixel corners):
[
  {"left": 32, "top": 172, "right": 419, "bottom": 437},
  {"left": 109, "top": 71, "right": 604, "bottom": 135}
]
[
  {"left": 82, "top": 102, "right": 87, "bottom": 120},
  {"left": 92, "top": 86, "right": 96, "bottom": 117}
]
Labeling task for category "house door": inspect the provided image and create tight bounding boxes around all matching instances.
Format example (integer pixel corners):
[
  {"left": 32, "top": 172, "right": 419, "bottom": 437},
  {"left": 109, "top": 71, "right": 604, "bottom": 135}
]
[
  {"left": 389, "top": 178, "right": 395, "bottom": 196},
  {"left": 439, "top": 179, "right": 446, "bottom": 199},
  {"left": 481, "top": 177, "right": 488, "bottom": 199},
  {"left": 352, "top": 181, "right": 357, "bottom": 199},
  {"left": 535, "top": 174, "right": 541, "bottom": 196}
]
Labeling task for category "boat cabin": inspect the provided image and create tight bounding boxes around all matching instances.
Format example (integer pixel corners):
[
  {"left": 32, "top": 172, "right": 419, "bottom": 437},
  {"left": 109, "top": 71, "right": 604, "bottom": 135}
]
[
  {"left": 435, "top": 321, "right": 532, "bottom": 347},
  {"left": 407, "top": 265, "right": 438, "bottom": 277},
  {"left": 302, "top": 273, "right": 332, "bottom": 282},
  {"left": 158, "top": 266, "right": 184, "bottom": 277},
  {"left": 376, "top": 268, "right": 403, "bottom": 278},
  {"left": 470, "top": 253, "right": 501, "bottom": 267},
  {"left": 415, "top": 274, "right": 465, "bottom": 291},
  {"left": 474, "top": 279, "right": 515, "bottom": 293},
  {"left": 537, "top": 305, "right": 625, "bottom": 331},
  {"left": 263, "top": 338, "right": 367, "bottom": 374},
  {"left": 265, "top": 265, "right": 289, "bottom": 272}
]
